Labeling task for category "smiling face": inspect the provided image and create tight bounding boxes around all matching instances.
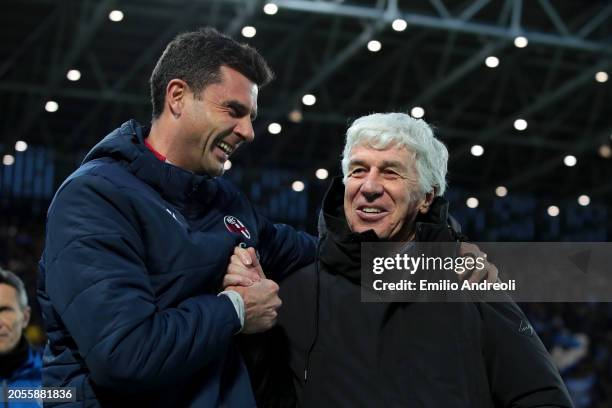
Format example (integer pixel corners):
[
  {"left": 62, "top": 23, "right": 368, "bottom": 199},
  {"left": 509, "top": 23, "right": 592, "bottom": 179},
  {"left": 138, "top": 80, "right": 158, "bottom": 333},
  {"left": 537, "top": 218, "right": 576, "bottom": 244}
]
[
  {"left": 0, "top": 283, "right": 30, "bottom": 355},
  {"left": 171, "top": 65, "right": 259, "bottom": 176},
  {"left": 343, "top": 144, "right": 433, "bottom": 241}
]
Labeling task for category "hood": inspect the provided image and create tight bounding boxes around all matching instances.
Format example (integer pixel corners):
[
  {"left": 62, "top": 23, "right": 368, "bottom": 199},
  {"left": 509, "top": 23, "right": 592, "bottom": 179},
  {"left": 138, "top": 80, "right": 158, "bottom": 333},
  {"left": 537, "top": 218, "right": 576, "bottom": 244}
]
[
  {"left": 317, "top": 177, "right": 460, "bottom": 283},
  {"left": 82, "top": 120, "right": 145, "bottom": 165},
  {"left": 83, "top": 120, "right": 218, "bottom": 210}
]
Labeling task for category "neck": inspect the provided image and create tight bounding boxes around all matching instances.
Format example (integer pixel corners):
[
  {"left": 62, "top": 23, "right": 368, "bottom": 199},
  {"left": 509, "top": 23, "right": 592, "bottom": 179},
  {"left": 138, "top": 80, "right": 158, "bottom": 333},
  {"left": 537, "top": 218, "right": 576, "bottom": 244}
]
[{"left": 147, "top": 117, "right": 176, "bottom": 160}]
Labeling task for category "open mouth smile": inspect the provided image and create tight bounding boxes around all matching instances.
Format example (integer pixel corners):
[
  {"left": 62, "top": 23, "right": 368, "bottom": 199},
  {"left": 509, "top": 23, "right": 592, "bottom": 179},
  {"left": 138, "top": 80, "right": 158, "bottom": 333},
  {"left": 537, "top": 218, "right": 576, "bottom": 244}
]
[
  {"left": 217, "top": 141, "right": 235, "bottom": 155},
  {"left": 356, "top": 206, "right": 388, "bottom": 221}
]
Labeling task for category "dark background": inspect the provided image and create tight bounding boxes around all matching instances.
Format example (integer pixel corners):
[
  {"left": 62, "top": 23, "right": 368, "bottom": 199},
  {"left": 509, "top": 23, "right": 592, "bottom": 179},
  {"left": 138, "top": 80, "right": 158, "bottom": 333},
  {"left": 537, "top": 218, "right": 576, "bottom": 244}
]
[{"left": 1, "top": 1, "right": 611, "bottom": 406}]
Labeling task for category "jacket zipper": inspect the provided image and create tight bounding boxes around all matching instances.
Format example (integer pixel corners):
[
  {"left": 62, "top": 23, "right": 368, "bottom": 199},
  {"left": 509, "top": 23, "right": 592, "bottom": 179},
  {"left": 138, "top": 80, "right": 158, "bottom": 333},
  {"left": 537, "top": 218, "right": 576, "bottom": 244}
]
[{"left": 304, "top": 236, "right": 324, "bottom": 381}]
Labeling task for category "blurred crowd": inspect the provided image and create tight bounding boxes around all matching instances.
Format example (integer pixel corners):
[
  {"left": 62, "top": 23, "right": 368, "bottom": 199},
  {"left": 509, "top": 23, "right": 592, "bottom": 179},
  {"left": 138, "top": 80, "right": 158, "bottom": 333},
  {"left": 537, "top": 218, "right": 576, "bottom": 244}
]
[
  {"left": 1, "top": 221, "right": 610, "bottom": 407},
  {"left": 524, "top": 303, "right": 612, "bottom": 407}
]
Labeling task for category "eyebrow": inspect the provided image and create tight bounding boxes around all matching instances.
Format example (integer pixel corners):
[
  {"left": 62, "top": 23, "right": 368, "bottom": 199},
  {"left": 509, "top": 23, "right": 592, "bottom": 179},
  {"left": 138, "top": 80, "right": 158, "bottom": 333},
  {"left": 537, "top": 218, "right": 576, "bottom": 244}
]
[
  {"left": 226, "top": 100, "right": 257, "bottom": 121},
  {"left": 349, "top": 159, "right": 407, "bottom": 171}
]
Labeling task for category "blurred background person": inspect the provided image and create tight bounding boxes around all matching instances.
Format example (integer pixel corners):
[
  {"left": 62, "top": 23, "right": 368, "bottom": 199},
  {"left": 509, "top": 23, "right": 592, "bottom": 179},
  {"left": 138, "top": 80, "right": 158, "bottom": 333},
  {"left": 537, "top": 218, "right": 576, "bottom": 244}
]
[{"left": 0, "top": 268, "right": 42, "bottom": 407}]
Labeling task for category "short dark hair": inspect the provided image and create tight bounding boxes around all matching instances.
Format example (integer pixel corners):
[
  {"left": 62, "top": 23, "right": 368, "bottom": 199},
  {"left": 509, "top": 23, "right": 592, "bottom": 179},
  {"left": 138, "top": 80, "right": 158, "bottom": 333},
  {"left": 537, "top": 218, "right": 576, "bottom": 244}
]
[
  {"left": 0, "top": 268, "right": 28, "bottom": 310},
  {"left": 150, "top": 27, "right": 274, "bottom": 119}
]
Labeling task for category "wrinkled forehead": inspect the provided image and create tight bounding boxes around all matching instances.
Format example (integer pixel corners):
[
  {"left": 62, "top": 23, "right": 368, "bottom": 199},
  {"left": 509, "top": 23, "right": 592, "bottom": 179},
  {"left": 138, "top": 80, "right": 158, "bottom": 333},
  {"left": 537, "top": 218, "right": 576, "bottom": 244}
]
[
  {"left": 348, "top": 143, "right": 417, "bottom": 167},
  {"left": 0, "top": 283, "right": 20, "bottom": 307}
]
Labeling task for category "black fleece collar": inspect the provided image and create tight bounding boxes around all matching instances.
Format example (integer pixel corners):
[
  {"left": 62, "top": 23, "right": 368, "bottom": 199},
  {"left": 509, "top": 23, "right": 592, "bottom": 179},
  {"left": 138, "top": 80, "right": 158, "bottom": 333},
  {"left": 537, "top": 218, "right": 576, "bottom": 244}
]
[{"left": 0, "top": 336, "right": 29, "bottom": 379}]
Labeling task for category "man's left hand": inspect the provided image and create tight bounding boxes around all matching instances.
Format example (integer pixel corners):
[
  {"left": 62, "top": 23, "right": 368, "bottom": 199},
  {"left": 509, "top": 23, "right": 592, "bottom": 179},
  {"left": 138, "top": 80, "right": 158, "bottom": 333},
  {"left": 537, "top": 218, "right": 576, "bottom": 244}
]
[
  {"left": 223, "top": 246, "right": 264, "bottom": 289},
  {"left": 458, "top": 242, "right": 499, "bottom": 284}
]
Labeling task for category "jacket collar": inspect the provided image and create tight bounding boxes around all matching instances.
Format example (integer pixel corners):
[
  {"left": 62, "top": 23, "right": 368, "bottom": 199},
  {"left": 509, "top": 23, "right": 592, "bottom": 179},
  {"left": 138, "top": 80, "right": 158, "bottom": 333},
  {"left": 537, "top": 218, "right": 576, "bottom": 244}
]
[
  {"left": 0, "top": 338, "right": 40, "bottom": 380},
  {"left": 83, "top": 120, "right": 218, "bottom": 210}
]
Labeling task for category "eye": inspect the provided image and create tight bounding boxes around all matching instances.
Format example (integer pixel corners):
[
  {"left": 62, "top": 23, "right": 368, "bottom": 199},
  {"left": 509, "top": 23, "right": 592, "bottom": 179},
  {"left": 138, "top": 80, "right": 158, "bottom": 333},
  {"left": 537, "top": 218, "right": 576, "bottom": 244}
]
[
  {"left": 224, "top": 103, "right": 245, "bottom": 118},
  {"left": 349, "top": 168, "right": 366, "bottom": 177},
  {"left": 382, "top": 169, "right": 401, "bottom": 179}
]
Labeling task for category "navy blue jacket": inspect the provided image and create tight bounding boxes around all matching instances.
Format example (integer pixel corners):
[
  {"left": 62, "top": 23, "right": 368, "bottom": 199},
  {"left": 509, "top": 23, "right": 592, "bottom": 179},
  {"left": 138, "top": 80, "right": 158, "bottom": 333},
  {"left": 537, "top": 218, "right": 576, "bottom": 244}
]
[
  {"left": 38, "top": 120, "right": 316, "bottom": 407},
  {"left": 1, "top": 345, "right": 43, "bottom": 407}
]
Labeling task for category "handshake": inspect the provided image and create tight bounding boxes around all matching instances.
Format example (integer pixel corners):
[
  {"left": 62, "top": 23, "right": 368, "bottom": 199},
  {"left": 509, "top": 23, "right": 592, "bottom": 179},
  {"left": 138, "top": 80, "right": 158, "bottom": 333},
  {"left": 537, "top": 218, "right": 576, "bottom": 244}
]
[
  {"left": 222, "top": 246, "right": 281, "bottom": 334},
  {"left": 221, "top": 242, "right": 499, "bottom": 334}
]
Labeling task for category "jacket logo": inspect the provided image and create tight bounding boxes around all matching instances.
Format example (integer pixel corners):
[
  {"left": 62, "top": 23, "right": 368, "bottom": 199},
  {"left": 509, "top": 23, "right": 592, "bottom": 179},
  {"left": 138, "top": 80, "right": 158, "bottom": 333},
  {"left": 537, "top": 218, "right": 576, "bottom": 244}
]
[
  {"left": 165, "top": 208, "right": 180, "bottom": 224},
  {"left": 518, "top": 319, "right": 534, "bottom": 337},
  {"left": 224, "top": 215, "right": 251, "bottom": 239}
]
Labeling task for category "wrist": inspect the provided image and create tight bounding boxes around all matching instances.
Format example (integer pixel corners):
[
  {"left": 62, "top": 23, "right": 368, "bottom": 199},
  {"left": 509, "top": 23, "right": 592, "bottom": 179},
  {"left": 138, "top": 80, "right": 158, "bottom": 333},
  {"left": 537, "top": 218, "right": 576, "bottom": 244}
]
[{"left": 218, "top": 290, "right": 245, "bottom": 333}]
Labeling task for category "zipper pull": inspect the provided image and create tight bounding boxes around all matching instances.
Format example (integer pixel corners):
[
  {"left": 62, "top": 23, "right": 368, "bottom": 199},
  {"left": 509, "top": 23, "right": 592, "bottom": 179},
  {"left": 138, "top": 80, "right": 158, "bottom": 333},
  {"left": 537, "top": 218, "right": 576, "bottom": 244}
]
[{"left": 304, "top": 369, "right": 308, "bottom": 381}]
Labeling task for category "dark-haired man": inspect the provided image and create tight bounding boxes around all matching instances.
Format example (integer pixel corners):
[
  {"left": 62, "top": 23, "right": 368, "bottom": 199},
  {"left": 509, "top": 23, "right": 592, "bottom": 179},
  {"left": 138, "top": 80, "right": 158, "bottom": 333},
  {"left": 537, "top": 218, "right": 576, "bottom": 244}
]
[{"left": 39, "top": 27, "right": 315, "bottom": 407}]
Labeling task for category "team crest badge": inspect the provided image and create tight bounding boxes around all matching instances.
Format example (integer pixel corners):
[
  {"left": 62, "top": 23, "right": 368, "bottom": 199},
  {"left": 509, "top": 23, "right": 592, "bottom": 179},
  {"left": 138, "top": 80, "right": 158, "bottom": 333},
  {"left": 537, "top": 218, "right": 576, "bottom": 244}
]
[{"left": 224, "top": 215, "right": 251, "bottom": 239}]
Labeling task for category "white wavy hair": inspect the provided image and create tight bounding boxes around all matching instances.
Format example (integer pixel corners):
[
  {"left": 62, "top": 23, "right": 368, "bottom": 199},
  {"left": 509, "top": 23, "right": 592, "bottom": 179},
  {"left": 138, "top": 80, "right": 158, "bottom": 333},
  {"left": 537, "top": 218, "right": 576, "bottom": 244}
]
[{"left": 341, "top": 112, "right": 448, "bottom": 196}]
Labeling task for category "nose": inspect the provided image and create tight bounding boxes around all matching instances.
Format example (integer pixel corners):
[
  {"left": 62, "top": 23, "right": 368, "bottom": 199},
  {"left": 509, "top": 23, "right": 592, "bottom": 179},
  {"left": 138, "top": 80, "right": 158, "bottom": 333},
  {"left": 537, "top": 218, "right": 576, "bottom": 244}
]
[
  {"left": 360, "top": 170, "right": 384, "bottom": 201},
  {"left": 234, "top": 117, "right": 255, "bottom": 143}
]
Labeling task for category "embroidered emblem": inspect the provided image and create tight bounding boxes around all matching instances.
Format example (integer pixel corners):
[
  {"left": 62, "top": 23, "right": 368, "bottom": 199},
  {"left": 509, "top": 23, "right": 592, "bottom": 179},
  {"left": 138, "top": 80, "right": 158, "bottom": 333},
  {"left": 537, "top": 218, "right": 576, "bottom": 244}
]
[
  {"left": 518, "top": 319, "right": 534, "bottom": 337},
  {"left": 224, "top": 215, "right": 251, "bottom": 239}
]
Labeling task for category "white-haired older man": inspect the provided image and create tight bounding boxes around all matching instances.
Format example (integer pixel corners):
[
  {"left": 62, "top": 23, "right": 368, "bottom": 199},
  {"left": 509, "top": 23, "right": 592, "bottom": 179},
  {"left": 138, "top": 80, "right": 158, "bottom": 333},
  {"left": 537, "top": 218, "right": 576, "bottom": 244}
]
[{"left": 228, "top": 113, "right": 573, "bottom": 407}]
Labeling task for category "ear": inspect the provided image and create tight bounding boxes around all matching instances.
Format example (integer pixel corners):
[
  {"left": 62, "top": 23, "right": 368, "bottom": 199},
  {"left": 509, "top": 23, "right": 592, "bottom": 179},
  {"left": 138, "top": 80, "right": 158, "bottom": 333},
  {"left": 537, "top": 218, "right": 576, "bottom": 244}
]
[
  {"left": 21, "top": 306, "right": 31, "bottom": 328},
  {"left": 165, "top": 79, "right": 189, "bottom": 118},
  {"left": 418, "top": 189, "right": 436, "bottom": 214}
]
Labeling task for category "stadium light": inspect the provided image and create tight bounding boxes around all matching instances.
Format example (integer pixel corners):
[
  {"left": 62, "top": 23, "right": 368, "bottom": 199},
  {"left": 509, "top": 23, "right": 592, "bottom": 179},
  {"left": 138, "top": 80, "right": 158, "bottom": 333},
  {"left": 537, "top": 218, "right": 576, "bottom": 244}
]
[
  {"left": 410, "top": 106, "right": 425, "bottom": 118},
  {"left": 578, "top": 195, "right": 590, "bottom": 206},
  {"left": 563, "top": 155, "right": 577, "bottom": 167},
  {"left": 241, "top": 26, "right": 256, "bottom": 38},
  {"left": 45, "top": 101, "right": 59, "bottom": 112},
  {"left": 514, "top": 119, "right": 528, "bottom": 131},
  {"left": 288, "top": 109, "right": 303, "bottom": 123},
  {"left": 315, "top": 168, "right": 329, "bottom": 180},
  {"left": 15, "top": 141, "right": 28, "bottom": 152},
  {"left": 367, "top": 40, "right": 382, "bottom": 52},
  {"left": 108, "top": 10, "right": 124, "bottom": 22},
  {"left": 514, "top": 36, "right": 528, "bottom": 48},
  {"left": 67, "top": 69, "right": 81, "bottom": 81},
  {"left": 263, "top": 3, "right": 278, "bottom": 15},
  {"left": 2, "top": 154, "right": 15, "bottom": 166},
  {"left": 302, "top": 94, "right": 316, "bottom": 106},
  {"left": 268, "top": 123, "right": 282, "bottom": 134},
  {"left": 495, "top": 186, "right": 508, "bottom": 197},
  {"left": 292, "top": 181, "right": 305, "bottom": 192},
  {"left": 392, "top": 19, "right": 407, "bottom": 32},
  {"left": 470, "top": 145, "right": 484, "bottom": 157},
  {"left": 595, "top": 71, "right": 608, "bottom": 83},
  {"left": 485, "top": 56, "right": 499, "bottom": 68}
]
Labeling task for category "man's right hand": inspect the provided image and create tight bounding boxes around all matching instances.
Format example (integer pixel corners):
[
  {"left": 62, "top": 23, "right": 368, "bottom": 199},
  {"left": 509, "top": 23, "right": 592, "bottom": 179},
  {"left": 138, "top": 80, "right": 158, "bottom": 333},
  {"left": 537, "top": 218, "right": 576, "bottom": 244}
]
[
  {"left": 225, "top": 246, "right": 281, "bottom": 333},
  {"left": 227, "top": 279, "right": 282, "bottom": 334}
]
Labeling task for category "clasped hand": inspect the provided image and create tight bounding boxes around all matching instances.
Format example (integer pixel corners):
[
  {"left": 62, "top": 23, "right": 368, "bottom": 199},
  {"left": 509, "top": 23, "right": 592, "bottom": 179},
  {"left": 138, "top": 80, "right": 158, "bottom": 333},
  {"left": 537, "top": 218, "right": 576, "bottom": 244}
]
[{"left": 223, "top": 246, "right": 281, "bottom": 334}]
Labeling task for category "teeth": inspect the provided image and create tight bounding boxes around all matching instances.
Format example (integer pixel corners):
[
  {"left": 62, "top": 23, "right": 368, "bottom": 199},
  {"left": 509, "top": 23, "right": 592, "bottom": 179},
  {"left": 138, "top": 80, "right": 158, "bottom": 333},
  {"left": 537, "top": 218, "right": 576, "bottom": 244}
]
[
  {"left": 217, "top": 141, "right": 234, "bottom": 155},
  {"left": 362, "top": 208, "right": 382, "bottom": 213}
]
